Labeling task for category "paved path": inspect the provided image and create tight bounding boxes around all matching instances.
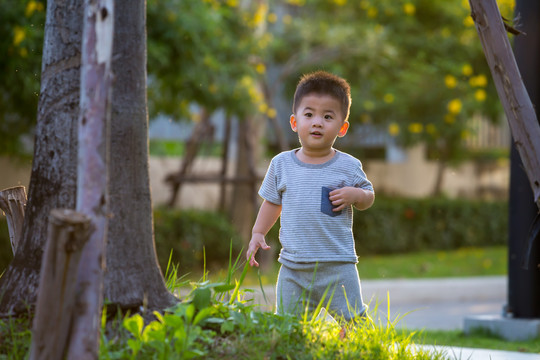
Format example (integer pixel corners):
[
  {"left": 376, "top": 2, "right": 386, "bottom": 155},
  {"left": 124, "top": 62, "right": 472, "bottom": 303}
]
[{"left": 243, "top": 276, "right": 540, "bottom": 360}]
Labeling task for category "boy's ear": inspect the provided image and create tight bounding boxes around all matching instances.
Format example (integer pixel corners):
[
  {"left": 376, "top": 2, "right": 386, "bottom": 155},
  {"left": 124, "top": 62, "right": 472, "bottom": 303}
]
[
  {"left": 290, "top": 114, "right": 298, "bottom": 132},
  {"left": 338, "top": 121, "right": 349, "bottom": 137}
]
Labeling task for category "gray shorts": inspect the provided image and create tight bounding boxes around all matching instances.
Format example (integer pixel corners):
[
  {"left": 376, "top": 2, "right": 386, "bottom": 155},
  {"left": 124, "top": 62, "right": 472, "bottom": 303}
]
[{"left": 275, "top": 262, "right": 367, "bottom": 321}]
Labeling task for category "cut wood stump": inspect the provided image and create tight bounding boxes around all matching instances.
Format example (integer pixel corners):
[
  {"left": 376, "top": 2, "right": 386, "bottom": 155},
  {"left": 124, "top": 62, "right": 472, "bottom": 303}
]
[
  {"left": 29, "top": 209, "right": 91, "bottom": 360},
  {"left": 0, "top": 186, "right": 27, "bottom": 254}
]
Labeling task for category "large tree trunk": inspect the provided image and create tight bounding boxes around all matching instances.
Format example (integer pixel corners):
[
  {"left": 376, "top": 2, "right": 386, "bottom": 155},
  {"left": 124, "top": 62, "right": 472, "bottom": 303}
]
[
  {"left": 0, "top": 0, "right": 83, "bottom": 316},
  {"left": 103, "top": 0, "right": 176, "bottom": 311}
]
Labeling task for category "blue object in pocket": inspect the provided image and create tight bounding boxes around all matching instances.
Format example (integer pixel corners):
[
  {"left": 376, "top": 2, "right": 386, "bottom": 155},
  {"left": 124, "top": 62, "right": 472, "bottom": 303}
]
[{"left": 321, "top": 186, "right": 341, "bottom": 217}]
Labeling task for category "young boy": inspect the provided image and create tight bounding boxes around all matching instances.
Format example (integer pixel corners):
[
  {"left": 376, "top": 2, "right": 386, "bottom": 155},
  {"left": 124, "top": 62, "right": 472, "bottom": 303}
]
[{"left": 246, "top": 71, "right": 375, "bottom": 321}]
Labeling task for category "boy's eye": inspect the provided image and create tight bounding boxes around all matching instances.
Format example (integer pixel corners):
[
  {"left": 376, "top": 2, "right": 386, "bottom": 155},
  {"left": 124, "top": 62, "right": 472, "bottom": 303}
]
[
  {"left": 324, "top": 115, "right": 333, "bottom": 120},
  {"left": 304, "top": 112, "right": 313, "bottom": 117}
]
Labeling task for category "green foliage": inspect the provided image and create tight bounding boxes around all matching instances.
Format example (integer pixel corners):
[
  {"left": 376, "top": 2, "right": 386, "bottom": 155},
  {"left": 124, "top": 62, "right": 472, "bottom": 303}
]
[
  {"left": 0, "top": 199, "right": 508, "bottom": 275},
  {"left": 0, "top": 0, "right": 45, "bottom": 156},
  {"left": 98, "top": 262, "right": 444, "bottom": 360},
  {"left": 2, "top": 0, "right": 517, "bottom": 167},
  {"left": 147, "top": 0, "right": 265, "bottom": 119},
  {"left": 0, "top": 316, "right": 32, "bottom": 359},
  {"left": 270, "top": 0, "right": 515, "bottom": 163},
  {"left": 265, "top": 197, "right": 508, "bottom": 255},
  {"left": 354, "top": 197, "right": 507, "bottom": 254},
  {"left": 153, "top": 208, "right": 244, "bottom": 275}
]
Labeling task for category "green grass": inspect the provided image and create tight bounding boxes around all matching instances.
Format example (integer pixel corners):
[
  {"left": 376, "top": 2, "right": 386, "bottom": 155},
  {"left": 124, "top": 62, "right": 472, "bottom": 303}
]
[
  {"left": 1, "top": 256, "right": 448, "bottom": 360},
  {"left": 358, "top": 246, "right": 507, "bottom": 279},
  {"left": 1, "top": 246, "right": 528, "bottom": 359},
  {"left": 403, "top": 329, "right": 540, "bottom": 354},
  {"left": 149, "top": 139, "right": 222, "bottom": 157},
  {"left": 232, "top": 246, "right": 507, "bottom": 287}
]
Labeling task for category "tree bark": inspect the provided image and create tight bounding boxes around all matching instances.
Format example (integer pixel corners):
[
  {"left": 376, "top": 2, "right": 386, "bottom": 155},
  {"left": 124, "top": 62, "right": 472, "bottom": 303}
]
[
  {"left": 0, "top": 186, "right": 27, "bottom": 254},
  {"left": 104, "top": 0, "right": 176, "bottom": 311},
  {"left": 0, "top": 0, "right": 83, "bottom": 316},
  {"left": 469, "top": 0, "right": 540, "bottom": 209},
  {"left": 231, "top": 118, "right": 259, "bottom": 243},
  {"left": 165, "top": 108, "right": 212, "bottom": 207},
  {"left": 29, "top": 209, "right": 90, "bottom": 360},
  {"left": 67, "top": 0, "right": 114, "bottom": 358}
]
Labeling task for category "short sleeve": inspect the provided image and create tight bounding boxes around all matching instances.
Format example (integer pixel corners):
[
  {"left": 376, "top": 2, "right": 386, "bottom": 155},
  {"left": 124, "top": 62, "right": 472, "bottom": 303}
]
[
  {"left": 354, "top": 161, "right": 374, "bottom": 193},
  {"left": 258, "top": 156, "right": 283, "bottom": 205}
]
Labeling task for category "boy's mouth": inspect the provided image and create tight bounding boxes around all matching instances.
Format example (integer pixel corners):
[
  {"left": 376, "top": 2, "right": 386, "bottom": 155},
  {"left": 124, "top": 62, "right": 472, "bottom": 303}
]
[{"left": 310, "top": 131, "right": 323, "bottom": 137}]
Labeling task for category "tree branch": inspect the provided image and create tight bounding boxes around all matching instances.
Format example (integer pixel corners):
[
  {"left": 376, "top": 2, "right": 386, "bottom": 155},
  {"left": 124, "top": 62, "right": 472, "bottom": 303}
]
[{"left": 469, "top": 0, "right": 540, "bottom": 209}]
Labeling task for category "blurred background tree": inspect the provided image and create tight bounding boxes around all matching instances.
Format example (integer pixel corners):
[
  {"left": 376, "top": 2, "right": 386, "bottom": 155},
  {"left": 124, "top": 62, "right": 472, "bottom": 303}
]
[{"left": 1, "top": 0, "right": 514, "bottom": 162}]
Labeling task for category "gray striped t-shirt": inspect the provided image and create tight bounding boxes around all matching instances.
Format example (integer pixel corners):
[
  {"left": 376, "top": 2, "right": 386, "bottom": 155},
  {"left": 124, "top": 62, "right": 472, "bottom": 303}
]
[{"left": 259, "top": 149, "right": 374, "bottom": 264}]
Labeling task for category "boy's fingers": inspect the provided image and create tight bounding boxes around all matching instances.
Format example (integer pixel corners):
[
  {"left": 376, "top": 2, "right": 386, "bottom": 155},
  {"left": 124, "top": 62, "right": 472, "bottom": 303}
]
[{"left": 249, "top": 258, "right": 259, "bottom": 267}]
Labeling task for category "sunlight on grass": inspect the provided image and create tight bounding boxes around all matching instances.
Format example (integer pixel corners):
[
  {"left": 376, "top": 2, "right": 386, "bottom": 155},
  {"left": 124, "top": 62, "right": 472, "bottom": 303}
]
[{"left": 210, "top": 246, "right": 507, "bottom": 287}]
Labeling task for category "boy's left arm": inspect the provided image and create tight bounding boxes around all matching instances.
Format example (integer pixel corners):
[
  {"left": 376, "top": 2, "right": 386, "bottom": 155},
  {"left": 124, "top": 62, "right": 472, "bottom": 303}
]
[{"left": 329, "top": 187, "right": 375, "bottom": 212}]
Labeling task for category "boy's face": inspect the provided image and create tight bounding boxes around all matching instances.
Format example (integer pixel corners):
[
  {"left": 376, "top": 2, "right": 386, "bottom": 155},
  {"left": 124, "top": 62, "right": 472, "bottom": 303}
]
[{"left": 290, "top": 93, "right": 349, "bottom": 153}]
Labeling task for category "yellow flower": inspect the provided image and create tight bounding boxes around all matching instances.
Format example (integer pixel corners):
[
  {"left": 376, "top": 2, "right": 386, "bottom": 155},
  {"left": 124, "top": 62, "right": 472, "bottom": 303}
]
[
  {"left": 383, "top": 93, "right": 395, "bottom": 103},
  {"left": 408, "top": 123, "right": 423, "bottom": 134},
  {"left": 255, "top": 63, "right": 266, "bottom": 74},
  {"left": 367, "top": 7, "right": 378, "bottom": 18},
  {"left": 268, "top": 13, "right": 278, "bottom": 23},
  {"left": 25, "top": 0, "right": 44, "bottom": 17},
  {"left": 469, "top": 74, "right": 488, "bottom": 87},
  {"left": 258, "top": 103, "right": 268, "bottom": 113},
  {"left": 403, "top": 3, "right": 416, "bottom": 16},
  {"left": 462, "top": 64, "right": 473, "bottom": 76},
  {"left": 388, "top": 123, "right": 400, "bottom": 136},
  {"left": 267, "top": 108, "right": 277, "bottom": 118},
  {"left": 226, "top": 0, "right": 238, "bottom": 7},
  {"left": 445, "top": 75, "right": 457, "bottom": 89},
  {"left": 13, "top": 26, "right": 25, "bottom": 46},
  {"left": 360, "top": 0, "right": 370, "bottom": 10},
  {"left": 461, "top": 130, "right": 470, "bottom": 140},
  {"left": 463, "top": 16, "right": 475, "bottom": 27},
  {"left": 286, "top": 0, "right": 305, "bottom": 6},
  {"left": 447, "top": 99, "right": 462, "bottom": 114},
  {"left": 253, "top": 3, "right": 268, "bottom": 27},
  {"left": 334, "top": 0, "right": 347, "bottom": 5},
  {"left": 475, "top": 89, "right": 487, "bottom": 102}
]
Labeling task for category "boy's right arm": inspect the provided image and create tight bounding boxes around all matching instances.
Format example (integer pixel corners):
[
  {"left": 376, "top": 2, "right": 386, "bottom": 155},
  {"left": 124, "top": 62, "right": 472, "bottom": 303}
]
[{"left": 247, "top": 200, "right": 282, "bottom": 267}]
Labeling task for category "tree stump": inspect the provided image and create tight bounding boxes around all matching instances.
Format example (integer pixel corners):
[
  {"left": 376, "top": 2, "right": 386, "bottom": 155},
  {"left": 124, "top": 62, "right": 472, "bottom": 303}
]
[
  {"left": 29, "top": 209, "right": 91, "bottom": 360},
  {"left": 0, "top": 186, "right": 27, "bottom": 254}
]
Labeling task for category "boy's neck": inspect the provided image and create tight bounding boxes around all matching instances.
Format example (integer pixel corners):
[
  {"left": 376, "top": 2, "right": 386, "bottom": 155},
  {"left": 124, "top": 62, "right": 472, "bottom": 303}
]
[{"left": 296, "top": 147, "right": 336, "bottom": 164}]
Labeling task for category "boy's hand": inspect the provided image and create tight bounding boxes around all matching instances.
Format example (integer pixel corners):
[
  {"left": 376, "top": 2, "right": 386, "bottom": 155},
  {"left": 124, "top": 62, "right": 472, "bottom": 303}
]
[
  {"left": 247, "top": 233, "right": 270, "bottom": 267},
  {"left": 329, "top": 187, "right": 374, "bottom": 211}
]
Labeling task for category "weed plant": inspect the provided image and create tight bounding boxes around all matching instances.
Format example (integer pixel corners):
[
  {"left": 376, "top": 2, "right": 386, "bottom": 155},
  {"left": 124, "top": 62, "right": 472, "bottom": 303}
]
[
  {"left": 99, "top": 250, "right": 446, "bottom": 360},
  {"left": 0, "top": 249, "right": 446, "bottom": 359}
]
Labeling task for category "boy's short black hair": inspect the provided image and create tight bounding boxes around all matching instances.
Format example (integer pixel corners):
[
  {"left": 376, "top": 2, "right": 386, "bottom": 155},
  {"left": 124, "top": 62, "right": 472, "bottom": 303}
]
[{"left": 292, "top": 71, "right": 352, "bottom": 122}]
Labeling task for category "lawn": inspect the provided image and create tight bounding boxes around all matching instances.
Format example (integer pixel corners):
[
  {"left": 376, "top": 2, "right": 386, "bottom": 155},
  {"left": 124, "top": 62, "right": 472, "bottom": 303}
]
[
  {"left": 2, "top": 246, "right": 534, "bottom": 359},
  {"left": 233, "top": 246, "right": 507, "bottom": 287}
]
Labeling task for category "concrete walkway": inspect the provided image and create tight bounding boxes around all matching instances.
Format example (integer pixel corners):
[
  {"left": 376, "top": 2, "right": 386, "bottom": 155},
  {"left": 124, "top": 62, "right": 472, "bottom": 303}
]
[{"left": 244, "top": 276, "right": 540, "bottom": 360}]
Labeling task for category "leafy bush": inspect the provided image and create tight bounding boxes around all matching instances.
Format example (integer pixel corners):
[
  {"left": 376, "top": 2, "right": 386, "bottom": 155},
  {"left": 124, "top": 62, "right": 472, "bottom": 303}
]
[
  {"left": 353, "top": 197, "right": 508, "bottom": 255},
  {"left": 153, "top": 208, "right": 244, "bottom": 274},
  {"left": 265, "top": 197, "right": 508, "bottom": 256},
  {"left": 0, "top": 198, "right": 508, "bottom": 275}
]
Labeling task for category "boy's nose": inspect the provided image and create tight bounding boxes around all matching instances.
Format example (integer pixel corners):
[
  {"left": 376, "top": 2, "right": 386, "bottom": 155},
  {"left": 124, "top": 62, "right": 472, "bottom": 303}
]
[{"left": 312, "top": 116, "right": 323, "bottom": 126}]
